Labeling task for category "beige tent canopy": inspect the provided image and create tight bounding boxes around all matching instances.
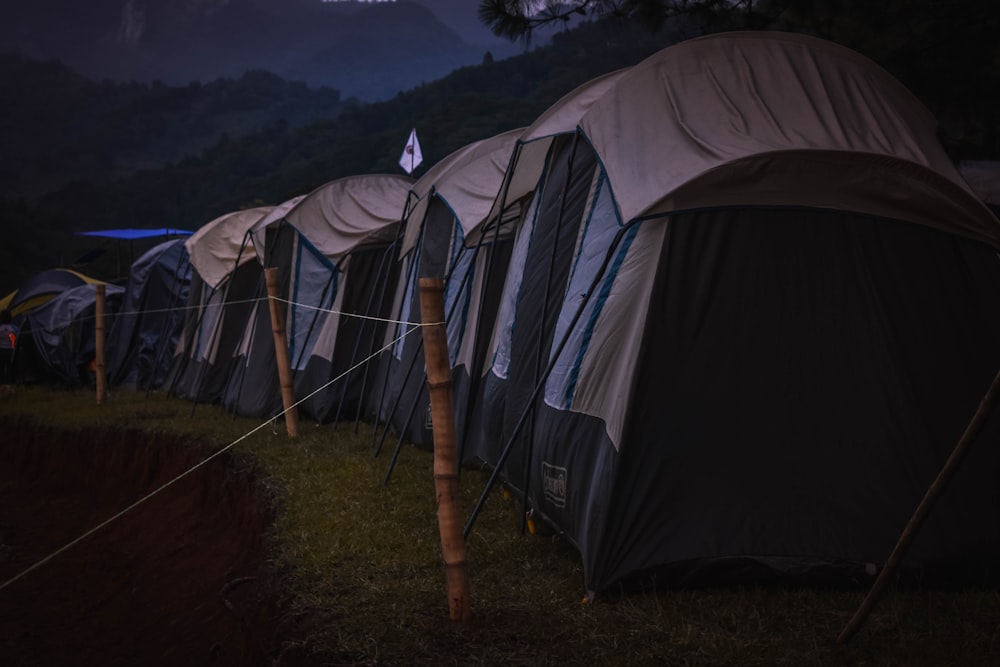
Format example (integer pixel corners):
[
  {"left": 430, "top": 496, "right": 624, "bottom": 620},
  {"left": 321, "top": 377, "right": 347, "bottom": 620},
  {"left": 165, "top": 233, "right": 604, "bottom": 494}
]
[
  {"left": 185, "top": 206, "right": 274, "bottom": 290},
  {"left": 581, "top": 31, "right": 999, "bottom": 247}
]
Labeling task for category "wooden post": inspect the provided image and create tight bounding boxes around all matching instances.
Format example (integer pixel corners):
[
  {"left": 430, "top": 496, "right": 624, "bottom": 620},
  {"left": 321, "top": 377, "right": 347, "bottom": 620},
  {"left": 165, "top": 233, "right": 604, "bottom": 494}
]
[
  {"left": 264, "top": 267, "right": 299, "bottom": 439},
  {"left": 837, "top": 364, "right": 1000, "bottom": 644},
  {"left": 419, "top": 277, "right": 471, "bottom": 622},
  {"left": 94, "top": 283, "right": 107, "bottom": 405}
]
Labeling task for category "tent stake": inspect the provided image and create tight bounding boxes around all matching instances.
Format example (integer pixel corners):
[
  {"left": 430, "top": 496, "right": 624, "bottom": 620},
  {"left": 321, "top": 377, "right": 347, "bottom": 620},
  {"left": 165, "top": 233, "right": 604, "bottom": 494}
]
[
  {"left": 837, "top": 364, "right": 1000, "bottom": 644},
  {"left": 419, "top": 277, "right": 471, "bottom": 622}
]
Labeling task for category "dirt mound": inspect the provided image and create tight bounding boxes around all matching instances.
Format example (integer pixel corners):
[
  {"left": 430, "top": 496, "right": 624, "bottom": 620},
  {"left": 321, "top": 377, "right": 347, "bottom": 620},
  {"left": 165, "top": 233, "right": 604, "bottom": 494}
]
[{"left": 0, "top": 415, "right": 307, "bottom": 666}]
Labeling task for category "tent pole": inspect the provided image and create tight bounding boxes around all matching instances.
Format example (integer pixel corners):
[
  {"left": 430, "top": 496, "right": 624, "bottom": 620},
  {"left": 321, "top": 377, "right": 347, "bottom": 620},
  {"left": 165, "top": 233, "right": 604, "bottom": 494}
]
[
  {"left": 94, "top": 284, "right": 107, "bottom": 405},
  {"left": 331, "top": 248, "right": 389, "bottom": 429},
  {"left": 456, "top": 209, "right": 512, "bottom": 466},
  {"left": 228, "top": 270, "right": 268, "bottom": 419},
  {"left": 444, "top": 205, "right": 502, "bottom": 468},
  {"left": 285, "top": 268, "right": 337, "bottom": 419},
  {"left": 188, "top": 281, "right": 230, "bottom": 418},
  {"left": 217, "top": 232, "right": 254, "bottom": 415},
  {"left": 383, "top": 383, "right": 426, "bottom": 486},
  {"left": 455, "top": 140, "right": 526, "bottom": 466},
  {"left": 352, "top": 242, "right": 400, "bottom": 433},
  {"left": 164, "top": 275, "right": 215, "bottom": 401},
  {"left": 371, "top": 194, "right": 419, "bottom": 449},
  {"left": 519, "top": 132, "right": 582, "bottom": 534},
  {"left": 837, "top": 363, "right": 1000, "bottom": 644},
  {"left": 379, "top": 231, "right": 484, "bottom": 477},
  {"left": 145, "top": 246, "right": 190, "bottom": 399},
  {"left": 374, "top": 328, "right": 424, "bottom": 458},
  {"left": 464, "top": 222, "right": 633, "bottom": 540},
  {"left": 217, "top": 232, "right": 261, "bottom": 417}
]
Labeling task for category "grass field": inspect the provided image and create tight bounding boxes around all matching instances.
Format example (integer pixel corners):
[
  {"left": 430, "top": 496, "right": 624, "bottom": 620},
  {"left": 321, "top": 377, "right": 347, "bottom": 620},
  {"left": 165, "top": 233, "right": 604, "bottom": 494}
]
[{"left": 2, "top": 386, "right": 999, "bottom": 666}]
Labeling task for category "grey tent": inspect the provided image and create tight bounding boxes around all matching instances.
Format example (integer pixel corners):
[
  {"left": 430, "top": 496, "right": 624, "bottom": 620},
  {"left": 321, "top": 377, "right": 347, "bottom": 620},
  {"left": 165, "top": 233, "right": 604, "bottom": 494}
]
[
  {"left": 373, "top": 70, "right": 635, "bottom": 456},
  {"left": 220, "top": 195, "right": 308, "bottom": 419},
  {"left": 167, "top": 206, "right": 274, "bottom": 407},
  {"left": 0, "top": 268, "right": 102, "bottom": 321},
  {"left": 106, "top": 238, "right": 192, "bottom": 390},
  {"left": 16, "top": 282, "right": 124, "bottom": 387},
  {"left": 232, "top": 174, "right": 412, "bottom": 422},
  {"left": 468, "top": 31, "right": 1000, "bottom": 597},
  {"left": 372, "top": 128, "right": 524, "bottom": 451}
]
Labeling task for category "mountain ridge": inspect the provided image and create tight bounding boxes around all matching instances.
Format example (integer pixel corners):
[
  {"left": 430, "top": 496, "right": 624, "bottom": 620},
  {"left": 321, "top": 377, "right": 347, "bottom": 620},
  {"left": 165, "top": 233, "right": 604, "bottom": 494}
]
[{"left": 0, "top": 0, "right": 519, "bottom": 101}]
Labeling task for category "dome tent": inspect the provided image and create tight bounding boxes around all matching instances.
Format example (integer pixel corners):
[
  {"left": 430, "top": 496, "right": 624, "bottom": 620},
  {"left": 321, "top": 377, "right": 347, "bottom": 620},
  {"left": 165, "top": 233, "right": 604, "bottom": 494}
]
[
  {"left": 468, "top": 31, "right": 1000, "bottom": 597},
  {"left": 106, "top": 238, "right": 193, "bottom": 391},
  {"left": 166, "top": 207, "right": 275, "bottom": 408},
  {"left": 226, "top": 174, "right": 412, "bottom": 422},
  {"left": 371, "top": 127, "right": 524, "bottom": 453}
]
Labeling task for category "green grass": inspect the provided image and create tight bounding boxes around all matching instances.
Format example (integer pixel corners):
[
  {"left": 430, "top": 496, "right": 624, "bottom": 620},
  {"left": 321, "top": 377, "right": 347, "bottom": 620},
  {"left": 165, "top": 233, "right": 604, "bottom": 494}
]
[{"left": 3, "top": 386, "right": 1000, "bottom": 666}]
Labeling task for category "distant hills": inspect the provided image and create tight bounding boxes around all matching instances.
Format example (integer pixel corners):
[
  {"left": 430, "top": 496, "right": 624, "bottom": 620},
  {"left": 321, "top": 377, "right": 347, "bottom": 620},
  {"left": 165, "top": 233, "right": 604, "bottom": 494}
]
[
  {"left": 0, "top": 54, "right": 354, "bottom": 199},
  {"left": 0, "top": 0, "right": 520, "bottom": 101},
  {"left": 0, "top": 14, "right": 687, "bottom": 291}
]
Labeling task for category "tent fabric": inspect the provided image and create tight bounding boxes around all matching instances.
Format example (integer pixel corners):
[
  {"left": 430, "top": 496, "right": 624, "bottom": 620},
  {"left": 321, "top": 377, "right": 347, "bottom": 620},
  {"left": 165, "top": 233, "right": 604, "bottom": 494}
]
[
  {"left": 278, "top": 175, "right": 412, "bottom": 422},
  {"left": 281, "top": 174, "right": 413, "bottom": 261},
  {"left": 221, "top": 174, "right": 412, "bottom": 421},
  {"left": 484, "top": 68, "right": 631, "bottom": 228},
  {"left": 16, "top": 283, "right": 125, "bottom": 387},
  {"left": 374, "top": 129, "right": 523, "bottom": 449},
  {"left": 106, "top": 239, "right": 192, "bottom": 390},
  {"left": 470, "top": 30, "right": 1000, "bottom": 596},
  {"left": 167, "top": 207, "right": 273, "bottom": 407},
  {"left": 0, "top": 268, "right": 103, "bottom": 319},
  {"left": 209, "top": 194, "right": 312, "bottom": 418},
  {"left": 579, "top": 31, "right": 1000, "bottom": 249},
  {"left": 249, "top": 195, "right": 309, "bottom": 264},
  {"left": 400, "top": 128, "right": 524, "bottom": 257},
  {"left": 185, "top": 207, "right": 274, "bottom": 290},
  {"left": 960, "top": 160, "right": 1000, "bottom": 207},
  {"left": 167, "top": 252, "right": 261, "bottom": 406}
]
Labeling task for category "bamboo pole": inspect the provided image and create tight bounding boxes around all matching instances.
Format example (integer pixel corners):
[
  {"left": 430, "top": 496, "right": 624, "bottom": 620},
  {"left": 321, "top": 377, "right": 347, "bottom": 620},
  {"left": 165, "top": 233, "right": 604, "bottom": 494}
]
[
  {"left": 94, "top": 283, "right": 107, "bottom": 405},
  {"left": 264, "top": 267, "right": 299, "bottom": 439},
  {"left": 837, "top": 364, "right": 1000, "bottom": 644},
  {"left": 419, "top": 277, "right": 471, "bottom": 622}
]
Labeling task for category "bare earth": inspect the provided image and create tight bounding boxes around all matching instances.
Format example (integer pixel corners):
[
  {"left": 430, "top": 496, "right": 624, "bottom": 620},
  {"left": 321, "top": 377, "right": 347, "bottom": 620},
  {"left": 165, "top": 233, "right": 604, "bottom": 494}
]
[{"left": 0, "top": 418, "right": 307, "bottom": 666}]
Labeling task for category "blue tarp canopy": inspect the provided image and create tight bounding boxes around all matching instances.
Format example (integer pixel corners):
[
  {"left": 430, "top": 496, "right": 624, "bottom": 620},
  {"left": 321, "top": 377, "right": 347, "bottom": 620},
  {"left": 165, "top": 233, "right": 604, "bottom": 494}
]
[{"left": 76, "top": 228, "right": 194, "bottom": 240}]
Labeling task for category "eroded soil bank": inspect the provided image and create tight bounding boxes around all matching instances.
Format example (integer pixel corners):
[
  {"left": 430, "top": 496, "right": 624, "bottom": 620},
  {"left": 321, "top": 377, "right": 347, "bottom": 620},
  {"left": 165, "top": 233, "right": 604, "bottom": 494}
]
[{"left": 0, "top": 415, "right": 307, "bottom": 666}]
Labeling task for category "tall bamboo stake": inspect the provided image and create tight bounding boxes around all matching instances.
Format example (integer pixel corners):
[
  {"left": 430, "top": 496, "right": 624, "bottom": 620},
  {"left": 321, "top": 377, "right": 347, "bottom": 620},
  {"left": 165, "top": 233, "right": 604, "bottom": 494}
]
[
  {"left": 265, "top": 267, "right": 299, "bottom": 439},
  {"left": 419, "top": 277, "right": 471, "bottom": 622},
  {"left": 837, "top": 364, "right": 1000, "bottom": 644},
  {"left": 94, "top": 283, "right": 107, "bottom": 405}
]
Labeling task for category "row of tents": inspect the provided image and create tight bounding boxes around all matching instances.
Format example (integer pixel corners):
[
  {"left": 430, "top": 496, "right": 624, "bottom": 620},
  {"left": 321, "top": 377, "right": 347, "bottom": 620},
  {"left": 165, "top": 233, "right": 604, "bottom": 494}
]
[{"left": 6, "top": 31, "right": 1000, "bottom": 598}]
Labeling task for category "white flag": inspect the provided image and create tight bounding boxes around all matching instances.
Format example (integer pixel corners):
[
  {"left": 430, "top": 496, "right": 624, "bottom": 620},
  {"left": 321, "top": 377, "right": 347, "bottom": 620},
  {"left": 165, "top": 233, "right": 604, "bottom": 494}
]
[{"left": 399, "top": 128, "right": 423, "bottom": 174}]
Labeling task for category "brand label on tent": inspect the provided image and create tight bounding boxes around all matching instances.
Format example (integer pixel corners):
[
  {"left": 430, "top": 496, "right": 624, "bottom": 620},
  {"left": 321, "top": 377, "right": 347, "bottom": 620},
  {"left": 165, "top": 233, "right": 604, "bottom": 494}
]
[{"left": 541, "top": 462, "right": 567, "bottom": 508}]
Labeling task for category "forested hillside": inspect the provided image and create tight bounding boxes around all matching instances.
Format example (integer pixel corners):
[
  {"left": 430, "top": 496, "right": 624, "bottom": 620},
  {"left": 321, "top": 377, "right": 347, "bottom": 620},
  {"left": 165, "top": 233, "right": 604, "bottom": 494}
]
[
  {"left": 0, "top": 17, "right": 691, "bottom": 291},
  {"left": 1, "top": 3, "right": 997, "bottom": 293},
  {"left": 0, "top": 55, "right": 351, "bottom": 200}
]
